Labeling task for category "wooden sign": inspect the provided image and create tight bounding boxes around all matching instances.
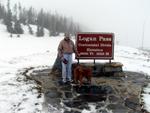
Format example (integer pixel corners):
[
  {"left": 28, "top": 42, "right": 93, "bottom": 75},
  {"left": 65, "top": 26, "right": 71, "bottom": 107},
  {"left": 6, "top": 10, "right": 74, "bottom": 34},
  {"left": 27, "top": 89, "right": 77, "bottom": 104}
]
[{"left": 76, "top": 32, "right": 114, "bottom": 59}]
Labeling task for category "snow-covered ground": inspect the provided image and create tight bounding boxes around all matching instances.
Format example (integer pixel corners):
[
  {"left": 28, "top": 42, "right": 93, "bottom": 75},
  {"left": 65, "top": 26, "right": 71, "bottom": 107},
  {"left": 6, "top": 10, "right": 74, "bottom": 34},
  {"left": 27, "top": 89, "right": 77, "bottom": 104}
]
[{"left": 0, "top": 23, "right": 150, "bottom": 113}]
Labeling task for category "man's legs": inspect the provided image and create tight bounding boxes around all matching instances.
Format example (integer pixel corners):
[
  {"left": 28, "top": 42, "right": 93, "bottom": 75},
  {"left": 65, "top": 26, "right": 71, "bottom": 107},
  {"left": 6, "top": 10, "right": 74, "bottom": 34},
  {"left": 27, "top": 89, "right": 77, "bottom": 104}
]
[
  {"left": 66, "top": 54, "right": 72, "bottom": 81},
  {"left": 62, "top": 62, "right": 67, "bottom": 83},
  {"left": 62, "top": 54, "right": 72, "bottom": 82}
]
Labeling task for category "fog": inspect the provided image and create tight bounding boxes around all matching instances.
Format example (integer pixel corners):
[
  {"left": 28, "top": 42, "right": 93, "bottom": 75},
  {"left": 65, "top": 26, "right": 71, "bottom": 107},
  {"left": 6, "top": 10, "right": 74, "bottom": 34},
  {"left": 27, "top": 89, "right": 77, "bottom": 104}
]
[{"left": 2, "top": 0, "right": 150, "bottom": 49}]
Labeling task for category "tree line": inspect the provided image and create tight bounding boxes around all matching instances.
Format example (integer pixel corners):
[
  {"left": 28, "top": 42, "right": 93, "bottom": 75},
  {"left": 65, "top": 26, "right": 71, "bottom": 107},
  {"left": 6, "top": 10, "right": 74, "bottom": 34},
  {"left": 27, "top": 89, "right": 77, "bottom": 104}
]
[{"left": 0, "top": 0, "right": 81, "bottom": 37}]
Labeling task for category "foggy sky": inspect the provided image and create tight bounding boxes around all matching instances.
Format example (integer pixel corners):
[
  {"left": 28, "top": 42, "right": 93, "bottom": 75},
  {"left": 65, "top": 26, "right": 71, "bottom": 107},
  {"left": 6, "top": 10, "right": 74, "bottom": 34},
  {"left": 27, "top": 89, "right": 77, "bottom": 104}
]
[{"left": 2, "top": 0, "right": 150, "bottom": 48}]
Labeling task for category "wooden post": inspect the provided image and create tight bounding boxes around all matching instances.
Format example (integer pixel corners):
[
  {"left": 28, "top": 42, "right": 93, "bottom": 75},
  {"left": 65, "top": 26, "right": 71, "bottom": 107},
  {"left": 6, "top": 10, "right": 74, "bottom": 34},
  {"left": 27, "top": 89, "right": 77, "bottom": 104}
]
[
  {"left": 94, "top": 59, "right": 96, "bottom": 65},
  {"left": 109, "top": 59, "right": 111, "bottom": 64},
  {"left": 93, "top": 59, "right": 96, "bottom": 71},
  {"left": 77, "top": 59, "right": 79, "bottom": 64}
]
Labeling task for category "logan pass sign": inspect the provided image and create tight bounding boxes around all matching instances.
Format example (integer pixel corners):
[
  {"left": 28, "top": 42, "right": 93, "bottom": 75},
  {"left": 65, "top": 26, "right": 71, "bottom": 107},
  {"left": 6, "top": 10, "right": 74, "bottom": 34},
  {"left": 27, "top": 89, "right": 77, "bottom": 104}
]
[{"left": 76, "top": 33, "right": 114, "bottom": 59}]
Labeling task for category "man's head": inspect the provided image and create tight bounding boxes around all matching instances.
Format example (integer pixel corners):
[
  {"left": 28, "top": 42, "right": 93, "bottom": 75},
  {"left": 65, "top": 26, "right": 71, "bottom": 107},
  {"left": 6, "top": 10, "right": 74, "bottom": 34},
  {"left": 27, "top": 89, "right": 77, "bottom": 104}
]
[{"left": 64, "top": 33, "right": 71, "bottom": 40}]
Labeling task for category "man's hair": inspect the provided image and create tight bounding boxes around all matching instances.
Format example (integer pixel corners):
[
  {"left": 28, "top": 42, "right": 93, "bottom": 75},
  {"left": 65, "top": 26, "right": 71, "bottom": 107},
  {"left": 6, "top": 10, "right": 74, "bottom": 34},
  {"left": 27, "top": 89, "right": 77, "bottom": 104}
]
[{"left": 64, "top": 33, "right": 70, "bottom": 38}]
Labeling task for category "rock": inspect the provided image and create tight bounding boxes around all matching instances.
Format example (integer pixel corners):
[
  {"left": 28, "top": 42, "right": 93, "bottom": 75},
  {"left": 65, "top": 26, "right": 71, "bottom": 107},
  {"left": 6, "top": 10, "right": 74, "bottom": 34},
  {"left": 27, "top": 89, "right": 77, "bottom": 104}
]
[
  {"left": 64, "top": 92, "right": 73, "bottom": 98},
  {"left": 73, "top": 85, "right": 113, "bottom": 95},
  {"left": 45, "top": 91, "right": 62, "bottom": 98},
  {"left": 108, "top": 95, "right": 120, "bottom": 103},
  {"left": 98, "top": 109, "right": 108, "bottom": 113},
  {"left": 75, "top": 94, "right": 106, "bottom": 102},
  {"left": 128, "top": 109, "right": 143, "bottom": 113},
  {"left": 63, "top": 100, "right": 83, "bottom": 108},
  {"left": 64, "top": 110, "right": 81, "bottom": 113},
  {"left": 77, "top": 103, "right": 90, "bottom": 110},
  {"left": 96, "top": 102, "right": 105, "bottom": 109},
  {"left": 46, "top": 98, "right": 61, "bottom": 107},
  {"left": 107, "top": 103, "right": 129, "bottom": 113},
  {"left": 125, "top": 97, "right": 141, "bottom": 110},
  {"left": 63, "top": 111, "right": 72, "bottom": 113},
  {"left": 60, "top": 85, "right": 72, "bottom": 91}
]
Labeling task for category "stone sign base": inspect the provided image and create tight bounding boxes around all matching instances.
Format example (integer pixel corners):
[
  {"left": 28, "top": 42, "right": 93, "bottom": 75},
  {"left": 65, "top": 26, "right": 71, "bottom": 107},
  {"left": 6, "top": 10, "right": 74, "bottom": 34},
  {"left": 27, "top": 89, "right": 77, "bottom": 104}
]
[{"left": 72, "top": 62, "right": 124, "bottom": 77}]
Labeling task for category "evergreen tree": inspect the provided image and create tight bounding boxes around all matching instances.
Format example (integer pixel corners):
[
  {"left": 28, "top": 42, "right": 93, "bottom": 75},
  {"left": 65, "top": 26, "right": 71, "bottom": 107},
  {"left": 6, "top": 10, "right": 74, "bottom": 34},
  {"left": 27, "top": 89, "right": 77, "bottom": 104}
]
[
  {"left": 37, "top": 9, "right": 44, "bottom": 26},
  {"left": 12, "top": 3, "right": 23, "bottom": 34},
  {"left": 4, "top": 0, "right": 13, "bottom": 33},
  {"left": 19, "top": 7, "right": 27, "bottom": 25},
  {"left": 40, "top": 26, "right": 44, "bottom": 36},
  {"left": 0, "top": 3, "right": 6, "bottom": 20},
  {"left": 28, "top": 24, "right": 33, "bottom": 35},
  {"left": 36, "top": 25, "right": 40, "bottom": 37},
  {"left": 14, "top": 20, "right": 23, "bottom": 34},
  {"left": 27, "top": 7, "right": 36, "bottom": 24},
  {"left": 36, "top": 25, "right": 44, "bottom": 37},
  {"left": 36, "top": 9, "right": 45, "bottom": 37},
  {"left": 13, "top": 3, "right": 17, "bottom": 22},
  {"left": 1, "top": 1, "right": 82, "bottom": 36}
]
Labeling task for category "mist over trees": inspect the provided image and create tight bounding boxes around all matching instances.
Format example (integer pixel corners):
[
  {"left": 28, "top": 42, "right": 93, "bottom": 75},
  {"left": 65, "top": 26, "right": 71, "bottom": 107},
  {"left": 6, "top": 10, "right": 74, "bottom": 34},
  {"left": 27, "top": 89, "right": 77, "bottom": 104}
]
[{"left": 0, "top": 0, "right": 81, "bottom": 37}]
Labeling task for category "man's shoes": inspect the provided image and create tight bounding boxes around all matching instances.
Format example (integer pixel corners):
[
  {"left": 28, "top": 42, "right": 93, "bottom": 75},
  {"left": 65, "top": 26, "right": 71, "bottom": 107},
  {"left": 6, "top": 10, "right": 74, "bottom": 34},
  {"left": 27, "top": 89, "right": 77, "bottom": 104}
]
[
  {"left": 69, "top": 80, "right": 74, "bottom": 83},
  {"left": 58, "top": 79, "right": 73, "bottom": 85},
  {"left": 67, "top": 80, "right": 74, "bottom": 84},
  {"left": 58, "top": 80, "right": 67, "bottom": 85}
]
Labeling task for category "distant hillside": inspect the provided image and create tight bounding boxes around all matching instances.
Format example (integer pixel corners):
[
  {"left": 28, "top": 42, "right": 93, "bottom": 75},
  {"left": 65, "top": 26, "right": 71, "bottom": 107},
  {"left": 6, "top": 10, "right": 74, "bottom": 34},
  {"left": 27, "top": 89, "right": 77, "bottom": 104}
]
[
  {"left": 0, "top": 1, "right": 82, "bottom": 37},
  {"left": 0, "top": 21, "right": 50, "bottom": 38}
]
